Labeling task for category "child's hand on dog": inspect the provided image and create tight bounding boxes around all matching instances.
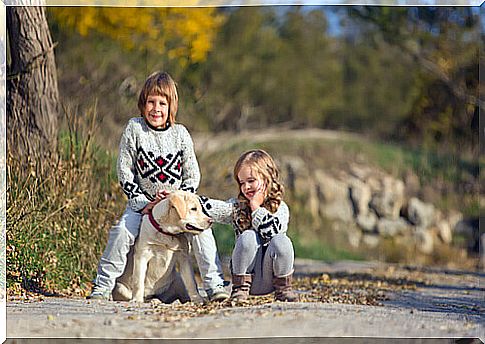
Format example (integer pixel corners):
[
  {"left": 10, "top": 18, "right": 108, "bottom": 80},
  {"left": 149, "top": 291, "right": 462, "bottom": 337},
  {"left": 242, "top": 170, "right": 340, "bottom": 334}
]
[
  {"left": 142, "top": 190, "right": 171, "bottom": 214},
  {"left": 157, "top": 189, "right": 171, "bottom": 200}
]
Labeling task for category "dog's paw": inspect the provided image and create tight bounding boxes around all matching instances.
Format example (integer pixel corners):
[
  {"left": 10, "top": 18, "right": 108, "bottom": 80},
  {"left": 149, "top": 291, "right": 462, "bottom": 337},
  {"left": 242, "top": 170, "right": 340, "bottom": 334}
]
[{"left": 130, "top": 297, "right": 145, "bottom": 304}]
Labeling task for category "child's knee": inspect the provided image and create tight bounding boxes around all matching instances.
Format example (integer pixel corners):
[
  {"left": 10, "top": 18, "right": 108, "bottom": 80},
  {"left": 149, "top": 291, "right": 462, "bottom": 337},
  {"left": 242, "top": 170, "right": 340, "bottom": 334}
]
[
  {"left": 235, "top": 230, "right": 259, "bottom": 251},
  {"left": 269, "top": 234, "right": 294, "bottom": 257}
]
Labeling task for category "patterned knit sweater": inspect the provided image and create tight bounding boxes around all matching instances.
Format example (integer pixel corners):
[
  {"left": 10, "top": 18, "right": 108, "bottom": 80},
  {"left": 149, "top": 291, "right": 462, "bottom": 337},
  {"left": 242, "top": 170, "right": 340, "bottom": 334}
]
[
  {"left": 199, "top": 197, "right": 290, "bottom": 242},
  {"left": 117, "top": 117, "right": 200, "bottom": 212}
]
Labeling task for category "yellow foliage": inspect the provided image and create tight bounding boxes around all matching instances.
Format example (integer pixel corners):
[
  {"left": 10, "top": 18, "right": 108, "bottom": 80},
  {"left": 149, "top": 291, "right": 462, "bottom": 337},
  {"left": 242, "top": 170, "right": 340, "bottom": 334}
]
[{"left": 49, "top": 7, "right": 225, "bottom": 64}]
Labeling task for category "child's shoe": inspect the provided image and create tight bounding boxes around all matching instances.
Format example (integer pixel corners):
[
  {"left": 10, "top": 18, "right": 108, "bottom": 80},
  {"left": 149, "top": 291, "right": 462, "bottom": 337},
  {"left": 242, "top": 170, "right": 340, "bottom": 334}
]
[
  {"left": 273, "top": 272, "right": 299, "bottom": 302},
  {"left": 86, "top": 285, "right": 111, "bottom": 300},
  {"left": 230, "top": 274, "right": 252, "bottom": 301},
  {"left": 207, "top": 284, "right": 229, "bottom": 302}
]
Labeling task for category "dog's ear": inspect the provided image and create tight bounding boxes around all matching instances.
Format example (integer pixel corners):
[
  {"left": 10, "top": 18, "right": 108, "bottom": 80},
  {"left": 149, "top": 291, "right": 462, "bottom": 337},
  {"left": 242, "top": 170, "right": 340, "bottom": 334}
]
[{"left": 169, "top": 193, "right": 187, "bottom": 219}]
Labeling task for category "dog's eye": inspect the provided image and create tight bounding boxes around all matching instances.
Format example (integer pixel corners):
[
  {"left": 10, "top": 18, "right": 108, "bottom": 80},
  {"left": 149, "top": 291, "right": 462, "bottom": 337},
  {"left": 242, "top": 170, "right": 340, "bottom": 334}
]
[{"left": 190, "top": 207, "right": 197, "bottom": 211}]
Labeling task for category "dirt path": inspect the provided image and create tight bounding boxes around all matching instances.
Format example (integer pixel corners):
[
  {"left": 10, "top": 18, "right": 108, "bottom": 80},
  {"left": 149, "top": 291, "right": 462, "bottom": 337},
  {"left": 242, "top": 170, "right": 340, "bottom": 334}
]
[{"left": 6, "top": 259, "right": 484, "bottom": 340}]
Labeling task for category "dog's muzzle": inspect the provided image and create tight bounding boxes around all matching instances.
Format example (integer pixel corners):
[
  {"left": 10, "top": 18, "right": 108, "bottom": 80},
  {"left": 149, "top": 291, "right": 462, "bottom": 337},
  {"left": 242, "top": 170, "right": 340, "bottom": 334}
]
[{"left": 185, "top": 224, "right": 206, "bottom": 232}]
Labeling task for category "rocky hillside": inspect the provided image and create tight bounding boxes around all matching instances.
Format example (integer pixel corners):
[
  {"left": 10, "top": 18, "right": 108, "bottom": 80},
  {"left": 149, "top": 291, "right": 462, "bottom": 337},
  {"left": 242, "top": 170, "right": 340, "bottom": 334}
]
[{"left": 193, "top": 129, "right": 482, "bottom": 269}]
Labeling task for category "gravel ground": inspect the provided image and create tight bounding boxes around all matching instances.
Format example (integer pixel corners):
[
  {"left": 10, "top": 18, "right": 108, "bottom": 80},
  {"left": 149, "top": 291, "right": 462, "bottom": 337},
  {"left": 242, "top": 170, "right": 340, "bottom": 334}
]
[{"left": 6, "top": 259, "right": 485, "bottom": 341}]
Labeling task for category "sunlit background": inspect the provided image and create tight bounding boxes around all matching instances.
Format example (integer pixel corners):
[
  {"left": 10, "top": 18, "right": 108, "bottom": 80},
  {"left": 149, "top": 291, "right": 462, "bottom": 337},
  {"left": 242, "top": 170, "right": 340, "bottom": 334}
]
[{"left": 5, "top": 5, "right": 483, "bottom": 295}]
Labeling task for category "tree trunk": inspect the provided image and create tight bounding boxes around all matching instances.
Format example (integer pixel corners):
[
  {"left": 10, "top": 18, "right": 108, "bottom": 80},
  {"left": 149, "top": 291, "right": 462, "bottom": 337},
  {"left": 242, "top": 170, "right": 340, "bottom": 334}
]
[{"left": 7, "top": 6, "right": 59, "bottom": 163}]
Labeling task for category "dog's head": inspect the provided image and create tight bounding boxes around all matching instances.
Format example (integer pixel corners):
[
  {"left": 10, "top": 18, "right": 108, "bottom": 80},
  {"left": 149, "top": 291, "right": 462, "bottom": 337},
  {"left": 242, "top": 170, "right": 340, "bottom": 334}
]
[{"left": 154, "top": 190, "right": 213, "bottom": 235}]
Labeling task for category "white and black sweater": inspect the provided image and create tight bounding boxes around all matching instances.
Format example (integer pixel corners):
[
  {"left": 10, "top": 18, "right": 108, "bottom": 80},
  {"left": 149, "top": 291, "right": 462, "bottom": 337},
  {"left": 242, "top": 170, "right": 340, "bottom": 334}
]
[
  {"left": 199, "top": 197, "right": 290, "bottom": 242},
  {"left": 117, "top": 117, "right": 200, "bottom": 212}
]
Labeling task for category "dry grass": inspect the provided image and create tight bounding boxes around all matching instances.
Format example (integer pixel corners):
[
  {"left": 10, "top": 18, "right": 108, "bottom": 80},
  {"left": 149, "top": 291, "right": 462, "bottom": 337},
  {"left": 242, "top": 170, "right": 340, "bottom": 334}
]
[{"left": 6, "top": 106, "right": 125, "bottom": 296}]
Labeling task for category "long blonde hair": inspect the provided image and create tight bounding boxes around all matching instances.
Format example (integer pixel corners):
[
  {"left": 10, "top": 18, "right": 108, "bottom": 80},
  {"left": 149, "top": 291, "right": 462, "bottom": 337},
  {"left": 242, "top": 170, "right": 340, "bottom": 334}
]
[
  {"left": 233, "top": 149, "right": 284, "bottom": 231},
  {"left": 138, "top": 71, "right": 178, "bottom": 127}
]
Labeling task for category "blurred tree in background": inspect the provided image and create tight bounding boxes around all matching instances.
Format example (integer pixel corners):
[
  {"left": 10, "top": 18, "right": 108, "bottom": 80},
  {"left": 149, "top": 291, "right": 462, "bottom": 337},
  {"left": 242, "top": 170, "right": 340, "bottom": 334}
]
[
  {"left": 346, "top": 7, "right": 480, "bottom": 153},
  {"left": 47, "top": 6, "right": 480, "bottom": 154},
  {"left": 50, "top": 7, "right": 225, "bottom": 66},
  {"left": 195, "top": 7, "right": 343, "bottom": 131},
  {"left": 334, "top": 9, "right": 421, "bottom": 137}
]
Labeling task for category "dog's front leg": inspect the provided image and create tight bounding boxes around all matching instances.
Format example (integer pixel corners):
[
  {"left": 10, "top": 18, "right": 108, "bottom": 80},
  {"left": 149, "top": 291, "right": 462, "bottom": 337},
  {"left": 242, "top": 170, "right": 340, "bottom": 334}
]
[
  {"left": 132, "top": 246, "right": 150, "bottom": 303},
  {"left": 178, "top": 253, "right": 204, "bottom": 304}
]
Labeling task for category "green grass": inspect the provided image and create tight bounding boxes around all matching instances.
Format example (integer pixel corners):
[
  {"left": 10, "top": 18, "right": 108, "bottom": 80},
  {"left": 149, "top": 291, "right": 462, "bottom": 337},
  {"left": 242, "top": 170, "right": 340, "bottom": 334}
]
[
  {"left": 212, "top": 223, "right": 236, "bottom": 257},
  {"left": 340, "top": 137, "right": 480, "bottom": 185},
  {"left": 290, "top": 232, "right": 363, "bottom": 261}
]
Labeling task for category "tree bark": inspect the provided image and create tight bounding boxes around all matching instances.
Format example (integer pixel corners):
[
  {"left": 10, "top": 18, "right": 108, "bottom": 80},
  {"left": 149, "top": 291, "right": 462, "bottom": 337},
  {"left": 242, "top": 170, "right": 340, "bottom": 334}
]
[{"left": 7, "top": 6, "right": 59, "bottom": 163}]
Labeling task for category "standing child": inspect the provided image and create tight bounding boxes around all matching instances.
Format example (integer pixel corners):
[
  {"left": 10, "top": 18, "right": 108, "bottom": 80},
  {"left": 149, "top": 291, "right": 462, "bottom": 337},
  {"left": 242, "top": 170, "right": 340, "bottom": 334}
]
[
  {"left": 199, "top": 149, "right": 298, "bottom": 302},
  {"left": 88, "top": 71, "right": 228, "bottom": 301}
]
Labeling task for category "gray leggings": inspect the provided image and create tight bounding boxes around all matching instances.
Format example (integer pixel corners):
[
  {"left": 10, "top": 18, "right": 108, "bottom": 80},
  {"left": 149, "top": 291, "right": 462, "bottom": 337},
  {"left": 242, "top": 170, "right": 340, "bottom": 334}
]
[{"left": 231, "top": 230, "right": 294, "bottom": 295}]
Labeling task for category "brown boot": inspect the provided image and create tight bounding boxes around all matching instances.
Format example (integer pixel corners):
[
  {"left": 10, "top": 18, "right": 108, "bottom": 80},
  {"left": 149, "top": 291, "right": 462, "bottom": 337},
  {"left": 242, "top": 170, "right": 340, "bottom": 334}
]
[
  {"left": 273, "top": 272, "right": 299, "bottom": 302},
  {"left": 230, "top": 274, "right": 252, "bottom": 301}
]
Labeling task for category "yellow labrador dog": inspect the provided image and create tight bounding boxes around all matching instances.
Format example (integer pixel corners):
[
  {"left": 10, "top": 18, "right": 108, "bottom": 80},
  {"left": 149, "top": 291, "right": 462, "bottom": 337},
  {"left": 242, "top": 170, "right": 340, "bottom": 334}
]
[{"left": 112, "top": 190, "right": 212, "bottom": 303}]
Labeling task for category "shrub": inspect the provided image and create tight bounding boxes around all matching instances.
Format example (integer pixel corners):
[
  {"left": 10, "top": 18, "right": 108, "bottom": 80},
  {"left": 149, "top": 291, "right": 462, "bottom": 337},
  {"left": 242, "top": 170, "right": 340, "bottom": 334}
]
[{"left": 6, "top": 108, "right": 124, "bottom": 295}]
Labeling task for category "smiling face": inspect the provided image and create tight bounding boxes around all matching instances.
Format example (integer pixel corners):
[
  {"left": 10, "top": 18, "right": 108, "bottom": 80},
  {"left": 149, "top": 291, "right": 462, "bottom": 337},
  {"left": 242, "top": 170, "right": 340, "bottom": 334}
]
[
  {"left": 138, "top": 72, "right": 178, "bottom": 128},
  {"left": 237, "top": 164, "right": 266, "bottom": 201},
  {"left": 143, "top": 94, "right": 169, "bottom": 129}
]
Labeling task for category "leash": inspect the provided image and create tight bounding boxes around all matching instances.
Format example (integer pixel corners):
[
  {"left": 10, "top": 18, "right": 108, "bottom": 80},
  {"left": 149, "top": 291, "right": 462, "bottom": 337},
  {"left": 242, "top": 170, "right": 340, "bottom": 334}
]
[{"left": 147, "top": 210, "right": 178, "bottom": 237}]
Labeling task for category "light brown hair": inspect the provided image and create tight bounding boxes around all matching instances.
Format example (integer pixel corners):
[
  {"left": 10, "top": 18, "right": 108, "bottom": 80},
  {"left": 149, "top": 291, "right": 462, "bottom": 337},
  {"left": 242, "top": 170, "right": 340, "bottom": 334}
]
[
  {"left": 233, "top": 149, "right": 284, "bottom": 231},
  {"left": 138, "top": 71, "right": 178, "bottom": 127}
]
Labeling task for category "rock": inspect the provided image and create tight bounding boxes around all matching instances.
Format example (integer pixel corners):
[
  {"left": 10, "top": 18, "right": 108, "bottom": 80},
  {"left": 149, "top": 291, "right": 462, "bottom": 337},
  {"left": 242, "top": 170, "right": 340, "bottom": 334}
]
[
  {"left": 454, "top": 218, "right": 480, "bottom": 252},
  {"left": 320, "top": 200, "right": 355, "bottom": 223},
  {"left": 362, "top": 234, "right": 380, "bottom": 248},
  {"left": 284, "top": 161, "right": 324, "bottom": 222},
  {"left": 347, "top": 229, "right": 362, "bottom": 248},
  {"left": 292, "top": 179, "right": 321, "bottom": 221},
  {"left": 314, "top": 170, "right": 349, "bottom": 203},
  {"left": 370, "top": 176, "right": 405, "bottom": 220},
  {"left": 366, "top": 176, "right": 382, "bottom": 194},
  {"left": 282, "top": 156, "right": 307, "bottom": 193},
  {"left": 349, "top": 164, "right": 372, "bottom": 181},
  {"left": 356, "top": 212, "right": 378, "bottom": 233},
  {"left": 407, "top": 197, "right": 435, "bottom": 228},
  {"left": 307, "top": 185, "right": 320, "bottom": 220},
  {"left": 291, "top": 177, "right": 306, "bottom": 196},
  {"left": 349, "top": 178, "right": 372, "bottom": 216},
  {"left": 415, "top": 229, "right": 434, "bottom": 254},
  {"left": 376, "top": 218, "right": 411, "bottom": 237},
  {"left": 437, "top": 220, "right": 452, "bottom": 244},
  {"left": 420, "top": 184, "right": 440, "bottom": 204},
  {"left": 403, "top": 170, "right": 420, "bottom": 197},
  {"left": 447, "top": 210, "right": 463, "bottom": 231},
  {"left": 315, "top": 170, "right": 354, "bottom": 223}
]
